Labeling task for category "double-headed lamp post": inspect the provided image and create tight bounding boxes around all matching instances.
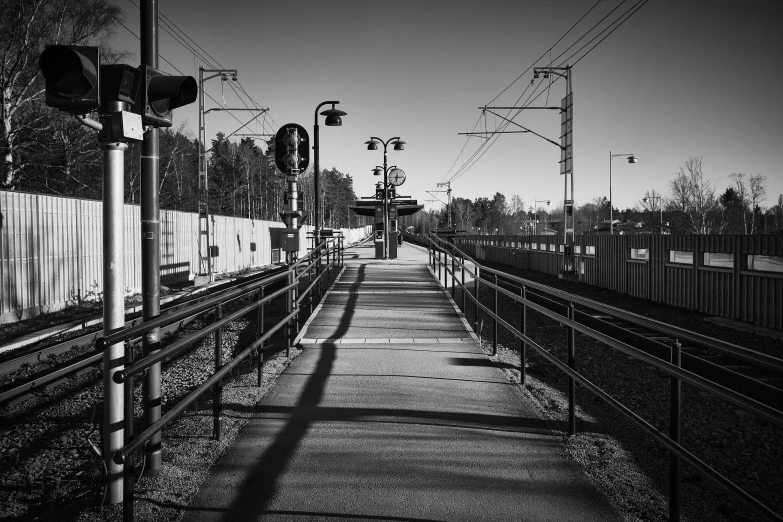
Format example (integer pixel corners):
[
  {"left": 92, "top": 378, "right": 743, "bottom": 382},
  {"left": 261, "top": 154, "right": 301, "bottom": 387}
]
[
  {"left": 609, "top": 151, "right": 639, "bottom": 235},
  {"left": 643, "top": 195, "right": 663, "bottom": 234},
  {"left": 365, "top": 137, "right": 405, "bottom": 259},
  {"left": 534, "top": 199, "right": 550, "bottom": 235},
  {"left": 313, "top": 101, "right": 346, "bottom": 248}
]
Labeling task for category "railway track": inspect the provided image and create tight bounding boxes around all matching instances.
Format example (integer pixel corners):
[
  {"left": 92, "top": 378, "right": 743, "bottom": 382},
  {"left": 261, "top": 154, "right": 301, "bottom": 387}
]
[
  {"left": 0, "top": 265, "right": 287, "bottom": 407},
  {"left": 478, "top": 267, "right": 783, "bottom": 411}
]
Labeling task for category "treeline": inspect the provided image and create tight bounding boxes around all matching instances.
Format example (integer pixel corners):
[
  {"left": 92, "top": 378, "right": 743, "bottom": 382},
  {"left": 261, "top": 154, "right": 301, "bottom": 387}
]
[
  {"left": 1, "top": 0, "right": 361, "bottom": 229},
  {"left": 403, "top": 156, "right": 783, "bottom": 236}
]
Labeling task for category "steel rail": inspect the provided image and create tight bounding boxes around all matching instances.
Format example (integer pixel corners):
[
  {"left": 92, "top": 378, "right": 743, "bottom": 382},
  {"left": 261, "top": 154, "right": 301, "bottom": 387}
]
[
  {"left": 430, "top": 236, "right": 783, "bottom": 521},
  {"left": 457, "top": 242, "right": 783, "bottom": 374},
  {"left": 436, "top": 238, "right": 783, "bottom": 427},
  {"left": 113, "top": 282, "right": 294, "bottom": 384},
  {"left": 96, "top": 271, "right": 288, "bottom": 350},
  {"left": 113, "top": 307, "right": 299, "bottom": 465}
]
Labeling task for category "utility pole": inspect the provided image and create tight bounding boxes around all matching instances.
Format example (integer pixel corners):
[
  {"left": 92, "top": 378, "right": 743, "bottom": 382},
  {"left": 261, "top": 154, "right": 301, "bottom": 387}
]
[
  {"left": 139, "top": 0, "right": 162, "bottom": 479},
  {"left": 480, "top": 67, "right": 575, "bottom": 274},
  {"left": 533, "top": 65, "right": 574, "bottom": 274},
  {"left": 197, "top": 67, "right": 238, "bottom": 285},
  {"left": 436, "top": 181, "right": 452, "bottom": 228}
]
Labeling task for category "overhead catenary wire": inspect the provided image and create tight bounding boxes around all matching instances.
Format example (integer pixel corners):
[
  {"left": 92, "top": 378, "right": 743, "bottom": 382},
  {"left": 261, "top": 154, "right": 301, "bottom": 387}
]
[
  {"left": 122, "top": 0, "right": 275, "bottom": 136},
  {"left": 444, "top": 0, "right": 648, "bottom": 184}
]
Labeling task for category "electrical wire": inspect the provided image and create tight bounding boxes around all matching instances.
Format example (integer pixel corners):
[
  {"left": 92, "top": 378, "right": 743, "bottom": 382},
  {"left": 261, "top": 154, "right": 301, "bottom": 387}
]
[{"left": 444, "top": 0, "right": 648, "bottom": 184}]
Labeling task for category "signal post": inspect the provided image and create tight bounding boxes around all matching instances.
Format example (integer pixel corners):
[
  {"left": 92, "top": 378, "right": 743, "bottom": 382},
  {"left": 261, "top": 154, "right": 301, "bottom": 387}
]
[{"left": 39, "top": 34, "right": 196, "bottom": 504}]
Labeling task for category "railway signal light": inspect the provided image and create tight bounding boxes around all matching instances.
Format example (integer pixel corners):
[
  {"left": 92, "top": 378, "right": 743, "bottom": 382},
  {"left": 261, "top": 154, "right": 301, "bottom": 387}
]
[
  {"left": 39, "top": 45, "right": 101, "bottom": 113},
  {"left": 274, "top": 124, "right": 309, "bottom": 173},
  {"left": 132, "top": 65, "right": 197, "bottom": 127}
]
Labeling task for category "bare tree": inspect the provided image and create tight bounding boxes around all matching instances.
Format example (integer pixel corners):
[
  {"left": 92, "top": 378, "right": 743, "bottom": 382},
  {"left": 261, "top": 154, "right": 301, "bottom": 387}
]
[
  {"left": 1, "top": 0, "right": 123, "bottom": 189},
  {"left": 667, "top": 156, "right": 721, "bottom": 234},
  {"left": 748, "top": 174, "right": 767, "bottom": 234}
]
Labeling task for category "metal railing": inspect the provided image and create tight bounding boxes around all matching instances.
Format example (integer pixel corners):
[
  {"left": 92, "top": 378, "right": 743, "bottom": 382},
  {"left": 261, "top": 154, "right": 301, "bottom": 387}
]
[
  {"left": 95, "top": 235, "right": 346, "bottom": 521},
  {"left": 427, "top": 233, "right": 783, "bottom": 522}
]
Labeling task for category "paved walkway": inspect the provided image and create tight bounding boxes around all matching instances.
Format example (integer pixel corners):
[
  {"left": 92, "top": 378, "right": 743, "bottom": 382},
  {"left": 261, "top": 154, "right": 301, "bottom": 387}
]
[{"left": 183, "top": 241, "right": 618, "bottom": 521}]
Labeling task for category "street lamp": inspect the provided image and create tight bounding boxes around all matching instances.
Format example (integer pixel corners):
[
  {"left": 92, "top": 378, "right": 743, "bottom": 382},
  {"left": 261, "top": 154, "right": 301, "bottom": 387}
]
[
  {"left": 313, "top": 101, "right": 346, "bottom": 248},
  {"left": 366, "top": 136, "right": 405, "bottom": 259},
  {"left": 534, "top": 199, "right": 550, "bottom": 235},
  {"left": 643, "top": 195, "right": 663, "bottom": 234},
  {"left": 609, "top": 151, "right": 638, "bottom": 235}
]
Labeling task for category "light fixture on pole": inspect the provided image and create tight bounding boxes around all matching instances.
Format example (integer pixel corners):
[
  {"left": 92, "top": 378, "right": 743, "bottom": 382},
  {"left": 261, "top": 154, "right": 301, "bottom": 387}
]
[
  {"left": 365, "top": 136, "right": 405, "bottom": 259},
  {"left": 609, "top": 151, "right": 638, "bottom": 235},
  {"left": 313, "top": 101, "right": 346, "bottom": 249},
  {"left": 643, "top": 195, "right": 663, "bottom": 234},
  {"left": 534, "top": 199, "right": 550, "bottom": 235}
]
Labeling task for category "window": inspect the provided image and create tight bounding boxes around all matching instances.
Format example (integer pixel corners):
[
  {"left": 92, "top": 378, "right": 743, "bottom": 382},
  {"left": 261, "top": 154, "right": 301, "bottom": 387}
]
[
  {"left": 523, "top": 243, "right": 530, "bottom": 250},
  {"left": 549, "top": 244, "right": 556, "bottom": 252},
  {"left": 669, "top": 250, "right": 693, "bottom": 264},
  {"left": 539, "top": 243, "right": 546, "bottom": 251},
  {"left": 630, "top": 248, "right": 648, "bottom": 260},
  {"left": 748, "top": 255, "right": 783, "bottom": 273},
  {"left": 704, "top": 252, "right": 733, "bottom": 268},
  {"left": 585, "top": 245, "right": 596, "bottom": 255},
  {"left": 574, "top": 245, "right": 581, "bottom": 254},
  {"left": 559, "top": 245, "right": 564, "bottom": 252}
]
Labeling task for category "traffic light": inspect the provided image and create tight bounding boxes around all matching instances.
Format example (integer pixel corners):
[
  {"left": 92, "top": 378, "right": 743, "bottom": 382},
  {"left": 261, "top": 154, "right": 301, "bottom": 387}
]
[
  {"left": 39, "top": 45, "right": 101, "bottom": 113},
  {"left": 132, "top": 65, "right": 197, "bottom": 127},
  {"left": 274, "top": 124, "right": 309, "bottom": 173}
]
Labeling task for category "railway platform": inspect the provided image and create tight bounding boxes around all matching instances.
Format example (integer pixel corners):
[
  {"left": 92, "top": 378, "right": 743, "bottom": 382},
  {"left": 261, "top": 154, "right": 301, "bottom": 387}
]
[{"left": 182, "top": 241, "right": 619, "bottom": 521}]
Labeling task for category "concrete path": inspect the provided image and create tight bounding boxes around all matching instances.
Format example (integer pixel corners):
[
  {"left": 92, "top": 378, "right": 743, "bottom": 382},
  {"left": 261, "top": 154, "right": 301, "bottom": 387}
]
[{"left": 182, "top": 241, "right": 619, "bottom": 522}]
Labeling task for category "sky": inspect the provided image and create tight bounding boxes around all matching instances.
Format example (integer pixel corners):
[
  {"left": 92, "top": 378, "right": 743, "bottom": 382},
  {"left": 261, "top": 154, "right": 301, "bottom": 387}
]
[{"left": 111, "top": 0, "right": 783, "bottom": 215}]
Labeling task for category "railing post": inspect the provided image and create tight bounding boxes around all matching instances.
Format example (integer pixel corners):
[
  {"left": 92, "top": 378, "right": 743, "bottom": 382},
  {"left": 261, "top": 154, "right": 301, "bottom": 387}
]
[
  {"left": 451, "top": 249, "right": 456, "bottom": 299},
  {"left": 438, "top": 247, "right": 442, "bottom": 283},
  {"left": 474, "top": 265, "right": 480, "bottom": 333},
  {"left": 213, "top": 302, "right": 223, "bottom": 440},
  {"left": 670, "top": 339, "right": 682, "bottom": 522},
  {"left": 257, "top": 286, "right": 265, "bottom": 387},
  {"left": 492, "top": 273, "right": 498, "bottom": 356},
  {"left": 568, "top": 302, "right": 576, "bottom": 436},
  {"left": 287, "top": 269, "right": 294, "bottom": 358},
  {"left": 123, "top": 341, "right": 134, "bottom": 521},
  {"left": 461, "top": 255, "right": 466, "bottom": 311},
  {"left": 520, "top": 286, "right": 527, "bottom": 385}
]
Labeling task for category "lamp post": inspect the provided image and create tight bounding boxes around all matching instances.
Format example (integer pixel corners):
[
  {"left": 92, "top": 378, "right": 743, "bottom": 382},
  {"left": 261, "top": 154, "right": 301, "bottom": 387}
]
[
  {"left": 643, "top": 195, "right": 663, "bottom": 234},
  {"left": 534, "top": 199, "right": 550, "bottom": 235},
  {"left": 366, "top": 137, "right": 405, "bottom": 259},
  {"left": 609, "top": 151, "right": 638, "bottom": 235},
  {"left": 313, "top": 101, "right": 346, "bottom": 249}
]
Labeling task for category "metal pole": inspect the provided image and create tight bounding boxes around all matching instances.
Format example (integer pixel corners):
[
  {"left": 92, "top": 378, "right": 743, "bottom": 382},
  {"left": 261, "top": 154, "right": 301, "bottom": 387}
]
[
  {"left": 474, "top": 265, "right": 480, "bottom": 333},
  {"left": 461, "top": 255, "right": 465, "bottom": 311},
  {"left": 257, "top": 287, "right": 264, "bottom": 387},
  {"left": 451, "top": 249, "right": 455, "bottom": 299},
  {"left": 492, "top": 273, "right": 498, "bottom": 356},
  {"left": 383, "top": 149, "right": 389, "bottom": 259},
  {"left": 101, "top": 126, "right": 126, "bottom": 505},
  {"left": 609, "top": 151, "right": 613, "bottom": 236},
  {"left": 670, "top": 340, "right": 682, "bottom": 521},
  {"left": 213, "top": 302, "right": 223, "bottom": 440},
  {"left": 520, "top": 286, "right": 527, "bottom": 385},
  {"left": 314, "top": 115, "right": 320, "bottom": 250},
  {"left": 123, "top": 340, "right": 134, "bottom": 522},
  {"left": 568, "top": 302, "right": 576, "bottom": 435},
  {"left": 140, "top": 0, "right": 162, "bottom": 476}
]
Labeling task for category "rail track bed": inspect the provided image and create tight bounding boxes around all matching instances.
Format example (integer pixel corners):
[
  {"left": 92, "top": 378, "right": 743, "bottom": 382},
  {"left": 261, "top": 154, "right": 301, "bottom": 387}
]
[
  {"left": 466, "top": 257, "right": 782, "bottom": 522},
  {"left": 0, "top": 266, "right": 287, "bottom": 407}
]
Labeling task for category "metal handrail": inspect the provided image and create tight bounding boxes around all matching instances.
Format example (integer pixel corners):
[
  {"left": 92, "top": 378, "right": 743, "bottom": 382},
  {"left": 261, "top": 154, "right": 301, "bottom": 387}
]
[
  {"left": 427, "top": 233, "right": 783, "bottom": 522},
  {"left": 112, "top": 236, "right": 346, "bottom": 521}
]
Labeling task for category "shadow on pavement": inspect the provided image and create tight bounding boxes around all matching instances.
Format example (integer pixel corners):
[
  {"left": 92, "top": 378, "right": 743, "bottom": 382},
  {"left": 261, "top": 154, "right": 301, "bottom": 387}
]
[{"left": 216, "top": 264, "right": 366, "bottom": 521}]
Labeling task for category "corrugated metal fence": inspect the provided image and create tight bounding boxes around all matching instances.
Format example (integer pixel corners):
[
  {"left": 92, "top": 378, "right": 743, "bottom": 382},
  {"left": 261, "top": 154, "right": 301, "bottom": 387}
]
[
  {"left": 457, "top": 234, "right": 783, "bottom": 331},
  {"left": 0, "top": 190, "right": 370, "bottom": 323}
]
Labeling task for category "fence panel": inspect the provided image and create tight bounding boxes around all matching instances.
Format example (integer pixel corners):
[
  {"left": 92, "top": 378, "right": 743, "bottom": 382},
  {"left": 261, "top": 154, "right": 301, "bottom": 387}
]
[{"left": 0, "top": 190, "right": 368, "bottom": 323}]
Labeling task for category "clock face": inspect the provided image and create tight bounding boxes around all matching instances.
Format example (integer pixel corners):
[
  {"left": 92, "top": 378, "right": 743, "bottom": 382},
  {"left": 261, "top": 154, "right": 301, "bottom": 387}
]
[{"left": 388, "top": 168, "right": 406, "bottom": 186}]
